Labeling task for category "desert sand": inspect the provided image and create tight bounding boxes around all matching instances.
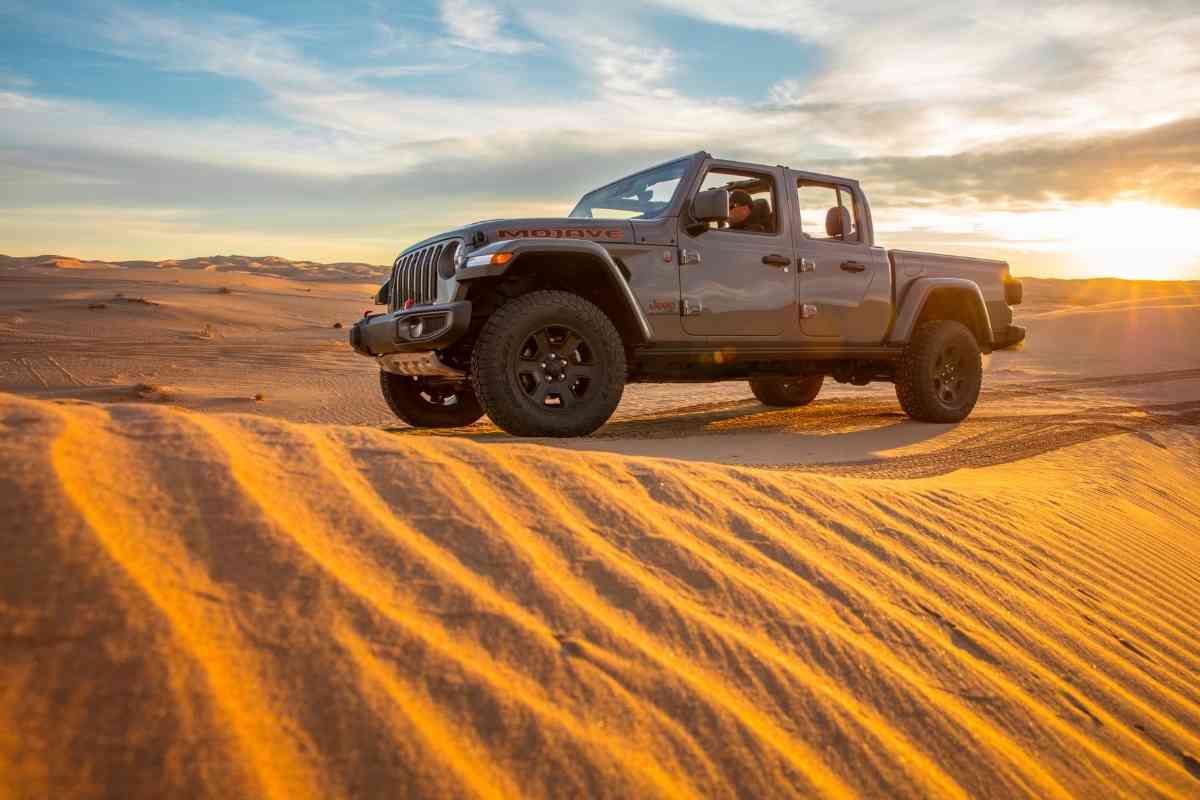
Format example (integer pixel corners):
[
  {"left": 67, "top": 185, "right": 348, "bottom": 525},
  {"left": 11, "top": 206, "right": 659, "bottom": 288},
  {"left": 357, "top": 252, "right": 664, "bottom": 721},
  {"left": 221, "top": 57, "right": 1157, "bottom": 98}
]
[{"left": 1, "top": 254, "right": 1199, "bottom": 798}]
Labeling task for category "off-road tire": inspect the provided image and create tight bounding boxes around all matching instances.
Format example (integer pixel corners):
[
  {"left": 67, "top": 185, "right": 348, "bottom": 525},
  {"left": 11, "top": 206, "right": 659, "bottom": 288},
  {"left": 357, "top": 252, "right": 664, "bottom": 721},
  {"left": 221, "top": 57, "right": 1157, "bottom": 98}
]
[
  {"left": 895, "top": 320, "right": 982, "bottom": 422},
  {"left": 471, "top": 290, "right": 625, "bottom": 437},
  {"left": 379, "top": 371, "right": 485, "bottom": 428},
  {"left": 749, "top": 375, "right": 824, "bottom": 407}
]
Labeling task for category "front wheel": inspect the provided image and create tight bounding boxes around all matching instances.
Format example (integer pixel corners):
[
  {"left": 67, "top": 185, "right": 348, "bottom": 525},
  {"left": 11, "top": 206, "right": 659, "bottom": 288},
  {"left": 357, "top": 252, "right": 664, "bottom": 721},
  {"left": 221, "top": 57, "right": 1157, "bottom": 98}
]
[
  {"left": 749, "top": 375, "right": 824, "bottom": 407},
  {"left": 895, "top": 320, "right": 982, "bottom": 422},
  {"left": 471, "top": 290, "right": 625, "bottom": 437},
  {"left": 379, "top": 372, "right": 485, "bottom": 428}
]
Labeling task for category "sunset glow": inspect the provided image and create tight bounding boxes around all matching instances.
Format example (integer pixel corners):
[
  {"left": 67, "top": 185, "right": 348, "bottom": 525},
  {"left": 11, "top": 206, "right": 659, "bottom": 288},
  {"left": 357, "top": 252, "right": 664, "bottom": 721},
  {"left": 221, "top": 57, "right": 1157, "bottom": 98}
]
[{"left": 973, "top": 203, "right": 1200, "bottom": 281}]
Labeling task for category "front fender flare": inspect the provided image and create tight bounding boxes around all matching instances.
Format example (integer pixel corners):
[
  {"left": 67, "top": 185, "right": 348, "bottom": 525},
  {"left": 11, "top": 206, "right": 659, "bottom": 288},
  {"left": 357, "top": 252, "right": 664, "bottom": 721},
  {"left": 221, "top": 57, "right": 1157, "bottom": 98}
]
[
  {"left": 889, "top": 277, "right": 994, "bottom": 349},
  {"left": 455, "top": 238, "right": 653, "bottom": 342}
]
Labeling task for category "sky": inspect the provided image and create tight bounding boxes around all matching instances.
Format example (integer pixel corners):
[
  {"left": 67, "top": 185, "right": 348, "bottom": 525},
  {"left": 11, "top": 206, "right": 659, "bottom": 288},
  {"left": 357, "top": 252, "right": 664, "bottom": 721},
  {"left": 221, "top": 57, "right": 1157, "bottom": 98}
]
[{"left": 2, "top": 0, "right": 1199, "bottom": 278}]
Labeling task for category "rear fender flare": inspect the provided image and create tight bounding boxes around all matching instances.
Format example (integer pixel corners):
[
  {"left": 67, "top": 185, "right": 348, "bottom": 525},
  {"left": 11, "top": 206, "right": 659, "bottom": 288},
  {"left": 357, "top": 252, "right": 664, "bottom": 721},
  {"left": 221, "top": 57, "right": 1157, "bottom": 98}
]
[
  {"left": 889, "top": 277, "right": 994, "bottom": 348},
  {"left": 455, "top": 238, "right": 653, "bottom": 342}
]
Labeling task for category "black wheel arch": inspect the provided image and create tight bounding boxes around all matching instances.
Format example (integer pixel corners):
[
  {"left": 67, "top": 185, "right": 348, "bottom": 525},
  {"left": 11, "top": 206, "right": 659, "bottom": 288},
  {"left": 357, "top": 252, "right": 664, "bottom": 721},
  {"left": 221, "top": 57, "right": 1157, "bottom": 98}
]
[
  {"left": 890, "top": 278, "right": 994, "bottom": 351},
  {"left": 455, "top": 240, "right": 652, "bottom": 348}
]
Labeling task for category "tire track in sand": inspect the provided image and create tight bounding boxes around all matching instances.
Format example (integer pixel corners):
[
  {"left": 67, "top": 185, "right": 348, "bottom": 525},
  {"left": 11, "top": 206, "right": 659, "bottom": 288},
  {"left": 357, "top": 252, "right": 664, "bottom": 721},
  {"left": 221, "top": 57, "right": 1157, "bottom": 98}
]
[{"left": 789, "top": 401, "right": 1200, "bottom": 478}]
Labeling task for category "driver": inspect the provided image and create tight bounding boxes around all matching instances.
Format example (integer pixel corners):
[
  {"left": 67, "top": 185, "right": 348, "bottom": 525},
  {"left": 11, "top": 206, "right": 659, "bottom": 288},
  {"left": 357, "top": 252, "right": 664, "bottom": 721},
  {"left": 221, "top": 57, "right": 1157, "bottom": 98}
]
[{"left": 728, "top": 190, "right": 754, "bottom": 229}]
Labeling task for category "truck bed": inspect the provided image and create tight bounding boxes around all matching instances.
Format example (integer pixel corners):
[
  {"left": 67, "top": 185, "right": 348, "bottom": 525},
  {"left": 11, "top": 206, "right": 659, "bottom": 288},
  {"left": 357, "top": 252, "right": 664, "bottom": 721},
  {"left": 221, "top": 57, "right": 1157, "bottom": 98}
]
[{"left": 888, "top": 249, "right": 1016, "bottom": 342}]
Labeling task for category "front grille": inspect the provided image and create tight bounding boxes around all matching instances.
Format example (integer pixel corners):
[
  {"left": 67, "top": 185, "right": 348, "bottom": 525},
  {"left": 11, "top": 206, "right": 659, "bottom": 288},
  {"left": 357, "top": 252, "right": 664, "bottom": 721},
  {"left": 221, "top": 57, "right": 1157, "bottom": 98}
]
[{"left": 391, "top": 240, "right": 455, "bottom": 309}]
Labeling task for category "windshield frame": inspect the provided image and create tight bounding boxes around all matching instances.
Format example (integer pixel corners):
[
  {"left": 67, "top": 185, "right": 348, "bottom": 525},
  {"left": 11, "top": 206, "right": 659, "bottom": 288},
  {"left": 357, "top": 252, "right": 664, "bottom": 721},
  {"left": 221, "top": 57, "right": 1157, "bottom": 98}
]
[{"left": 568, "top": 154, "right": 699, "bottom": 221}]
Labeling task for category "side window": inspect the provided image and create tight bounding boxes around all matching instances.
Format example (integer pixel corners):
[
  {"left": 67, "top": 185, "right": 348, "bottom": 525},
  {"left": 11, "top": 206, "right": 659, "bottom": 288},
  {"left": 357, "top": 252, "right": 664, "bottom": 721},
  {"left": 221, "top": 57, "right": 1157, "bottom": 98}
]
[
  {"left": 797, "top": 181, "right": 859, "bottom": 243},
  {"left": 697, "top": 169, "right": 777, "bottom": 234}
]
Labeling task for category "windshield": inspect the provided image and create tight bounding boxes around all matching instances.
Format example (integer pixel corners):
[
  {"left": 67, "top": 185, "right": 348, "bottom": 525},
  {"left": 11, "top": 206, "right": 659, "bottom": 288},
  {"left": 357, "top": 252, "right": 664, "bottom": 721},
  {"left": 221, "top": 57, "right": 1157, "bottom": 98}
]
[{"left": 569, "top": 158, "right": 690, "bottom": 220}]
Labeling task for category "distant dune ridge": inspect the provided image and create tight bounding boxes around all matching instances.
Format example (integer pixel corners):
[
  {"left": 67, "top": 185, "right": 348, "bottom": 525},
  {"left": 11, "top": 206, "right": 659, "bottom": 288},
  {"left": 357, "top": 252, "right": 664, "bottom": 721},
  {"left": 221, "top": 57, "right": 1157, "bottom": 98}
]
[
  {"left": 0, "top": 253, "right": 390, "bottom": 282},
  {"left": 1, "top": 393, "right": 1199, "bottom": 798}
]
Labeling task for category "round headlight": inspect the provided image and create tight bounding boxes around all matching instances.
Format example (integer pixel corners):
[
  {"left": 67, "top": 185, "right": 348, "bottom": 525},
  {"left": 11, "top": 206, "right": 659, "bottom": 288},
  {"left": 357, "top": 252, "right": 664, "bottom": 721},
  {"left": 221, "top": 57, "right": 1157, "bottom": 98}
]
[
  {"left": 454, "top": 246, "right": 468, "bottom": 271},
  {"left": 437, "top": 242, "right": 462, "bottom": 280}
]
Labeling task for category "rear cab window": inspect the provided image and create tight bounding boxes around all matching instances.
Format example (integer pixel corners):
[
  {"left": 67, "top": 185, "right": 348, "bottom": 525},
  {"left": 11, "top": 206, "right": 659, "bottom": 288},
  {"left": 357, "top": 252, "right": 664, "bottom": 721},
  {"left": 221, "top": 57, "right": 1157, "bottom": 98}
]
[{"left": 797, "top": 180, "right": 861, "bottom": 243}]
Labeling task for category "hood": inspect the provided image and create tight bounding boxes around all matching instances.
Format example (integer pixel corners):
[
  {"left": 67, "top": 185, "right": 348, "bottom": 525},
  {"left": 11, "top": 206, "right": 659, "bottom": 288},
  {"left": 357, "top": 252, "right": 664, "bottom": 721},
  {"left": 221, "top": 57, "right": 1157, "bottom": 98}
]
[{"left": 400, "top": 218, "right": 636, "bottom": 256}]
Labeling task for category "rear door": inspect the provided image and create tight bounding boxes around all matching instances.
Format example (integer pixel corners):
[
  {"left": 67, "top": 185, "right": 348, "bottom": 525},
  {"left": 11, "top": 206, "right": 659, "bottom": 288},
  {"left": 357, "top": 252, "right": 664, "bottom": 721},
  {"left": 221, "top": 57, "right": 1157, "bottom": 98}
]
[
  {"left": 793, "top": 178, "right": 891, "bottom": 342},
  {"left": 677, "top": 163, "right": 796, "bottom": 337}
]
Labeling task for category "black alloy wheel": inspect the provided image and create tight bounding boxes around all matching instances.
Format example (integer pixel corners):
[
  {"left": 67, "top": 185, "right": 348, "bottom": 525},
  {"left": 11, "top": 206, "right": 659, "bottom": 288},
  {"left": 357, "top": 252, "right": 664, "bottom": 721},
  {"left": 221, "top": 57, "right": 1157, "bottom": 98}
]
[
  {"left": 933, "top": 342, "right": 968, "bottom": 407},
  {"left": 515, "top": 324, "right": 598, "bottom": 411}
]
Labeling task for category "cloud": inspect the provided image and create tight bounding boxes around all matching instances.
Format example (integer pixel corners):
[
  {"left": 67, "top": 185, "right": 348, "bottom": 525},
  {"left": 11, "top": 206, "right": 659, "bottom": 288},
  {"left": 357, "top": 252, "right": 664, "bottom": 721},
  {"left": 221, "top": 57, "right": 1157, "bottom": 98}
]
[
  {"left": 0, "top": 91, "right": 51, "bottom": 111},
  {"left": 98, "top": 8, "right": 329, "bottom": 90},
  {"left": 440, "top": 0, "right": 540, "bottom": 55},
  {"left": 520, "top": 21, "right": 675, "bottom": 98},
  {"left": 349, "top": 63, "right": 471, "bottom": 80},
  {"left": 822, "top": 116, "right": 1200, "bottom": 210},
  {"left": 0, "top": 72, "right": 33, "bottom": 88},
  {"left": 663, "top": 0, "right": 1200, "bottom": 156},
  {"left": 3, "top": 5, "right": 769, "bottom": 178},
  {"left": 18, "top": 1, "right": 1200, "bottom": 168}
]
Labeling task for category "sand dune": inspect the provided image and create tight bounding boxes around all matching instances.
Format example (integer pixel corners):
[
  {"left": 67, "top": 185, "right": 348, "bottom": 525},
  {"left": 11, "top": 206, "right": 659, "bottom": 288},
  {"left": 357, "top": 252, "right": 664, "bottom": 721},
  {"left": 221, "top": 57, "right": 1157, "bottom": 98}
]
[
  {"left": 2, "top": 393, "right": 1198, "bottom": 798},
  {"left": 2, "top": 258, "right": 1200, "bottom": 797}
]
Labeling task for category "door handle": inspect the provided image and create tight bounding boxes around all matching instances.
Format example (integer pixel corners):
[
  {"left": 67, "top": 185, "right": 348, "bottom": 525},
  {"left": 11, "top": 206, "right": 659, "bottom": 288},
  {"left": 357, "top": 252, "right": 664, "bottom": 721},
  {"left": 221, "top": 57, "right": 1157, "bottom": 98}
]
[
  {"left": 840, "top": 261, "right": 866, "bottom": 272},
  {"left": 762, "top": 254, "right": 791, "bottom": 267}
]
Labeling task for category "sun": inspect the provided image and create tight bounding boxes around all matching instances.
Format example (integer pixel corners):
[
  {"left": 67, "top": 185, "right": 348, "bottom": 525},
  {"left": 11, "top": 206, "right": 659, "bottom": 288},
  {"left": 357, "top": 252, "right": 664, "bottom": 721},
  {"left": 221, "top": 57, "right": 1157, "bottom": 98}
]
[{"left": 1060, "top": 203, "right": 1200, "bottom": 280}]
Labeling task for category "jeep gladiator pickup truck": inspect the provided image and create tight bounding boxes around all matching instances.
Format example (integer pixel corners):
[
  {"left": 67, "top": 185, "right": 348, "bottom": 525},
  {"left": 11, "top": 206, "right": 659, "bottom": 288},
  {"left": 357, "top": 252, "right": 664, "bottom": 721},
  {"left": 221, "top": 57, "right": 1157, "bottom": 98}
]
[{"left": 350, "top": 152, "right": 1025, "bottom": 437}]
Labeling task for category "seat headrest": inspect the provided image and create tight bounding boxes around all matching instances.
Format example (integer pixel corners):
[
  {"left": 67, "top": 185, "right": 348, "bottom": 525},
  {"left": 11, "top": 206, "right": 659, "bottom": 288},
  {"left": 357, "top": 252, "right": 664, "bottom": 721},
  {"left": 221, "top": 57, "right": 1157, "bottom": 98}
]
[
  {"left": 749, "top": 198, "right": 771, "bottom": 229},
  {"left": 825, "top": 206, "right": 852, "bottom": 239}
]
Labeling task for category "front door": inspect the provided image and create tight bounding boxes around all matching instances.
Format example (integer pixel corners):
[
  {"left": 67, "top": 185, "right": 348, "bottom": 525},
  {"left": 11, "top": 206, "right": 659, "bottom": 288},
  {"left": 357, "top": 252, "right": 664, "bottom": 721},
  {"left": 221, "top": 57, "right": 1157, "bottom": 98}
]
[{"left": 677, "top": 165, "right": 795, "bottom": 337}]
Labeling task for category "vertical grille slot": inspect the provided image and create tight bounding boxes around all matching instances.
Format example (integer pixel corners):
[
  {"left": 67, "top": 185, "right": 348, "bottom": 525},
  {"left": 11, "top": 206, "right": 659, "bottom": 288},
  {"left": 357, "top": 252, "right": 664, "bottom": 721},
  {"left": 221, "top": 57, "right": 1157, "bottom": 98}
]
[
  {"left": 389, "top": 239, "right": 458, "bottom": 311},
  {"left": 427, "top": 244, "right": 441, "bottom": 301}
]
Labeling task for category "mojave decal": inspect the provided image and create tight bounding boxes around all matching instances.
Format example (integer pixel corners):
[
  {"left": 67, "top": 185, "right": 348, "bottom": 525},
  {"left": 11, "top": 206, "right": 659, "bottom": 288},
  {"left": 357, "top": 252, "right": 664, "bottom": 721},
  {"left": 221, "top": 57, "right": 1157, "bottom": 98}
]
[{"left": 497, "top": 228, "right": 625, "bottom": 241}]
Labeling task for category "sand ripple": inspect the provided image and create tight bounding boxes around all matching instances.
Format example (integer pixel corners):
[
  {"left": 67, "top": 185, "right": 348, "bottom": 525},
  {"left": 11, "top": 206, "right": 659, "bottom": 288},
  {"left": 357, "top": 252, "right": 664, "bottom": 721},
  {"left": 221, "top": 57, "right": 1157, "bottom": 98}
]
[{"left": 2, "top": 394, "right": 1198, "bottom": 798}]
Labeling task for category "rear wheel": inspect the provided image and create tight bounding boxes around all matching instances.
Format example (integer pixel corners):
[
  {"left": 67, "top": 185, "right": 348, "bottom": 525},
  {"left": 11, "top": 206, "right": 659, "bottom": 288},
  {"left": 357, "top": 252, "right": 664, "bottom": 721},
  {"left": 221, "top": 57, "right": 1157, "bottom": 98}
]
[
  {"left": 895, "top": 320, "right": 982, "bottom": 422},
  {"left": 749, "top": 375, "right": 824, "bottom": 407},
  {"left": 471, "top": 290, "right": 625, "bottom": 437},
  {"left": 379, "top": 372, "right": 485, "bottom": 428}
]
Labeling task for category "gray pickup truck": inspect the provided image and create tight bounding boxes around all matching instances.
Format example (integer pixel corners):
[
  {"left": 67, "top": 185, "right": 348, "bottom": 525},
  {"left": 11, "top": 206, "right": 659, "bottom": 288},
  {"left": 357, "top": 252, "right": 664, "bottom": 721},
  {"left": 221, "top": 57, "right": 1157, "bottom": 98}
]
[{"left": 351, "top": 151, "right": 1025, "bottom": 437}]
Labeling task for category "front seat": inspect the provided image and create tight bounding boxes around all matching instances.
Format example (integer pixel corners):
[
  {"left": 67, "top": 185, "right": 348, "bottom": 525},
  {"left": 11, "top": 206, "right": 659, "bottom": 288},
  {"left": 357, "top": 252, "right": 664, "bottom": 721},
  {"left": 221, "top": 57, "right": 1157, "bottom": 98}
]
[
  {"left": 747, "top": 198, "right": 772, "bottom": 232},
  {"left": 825, "top": 206, "right": 853, "bottom": 240}
]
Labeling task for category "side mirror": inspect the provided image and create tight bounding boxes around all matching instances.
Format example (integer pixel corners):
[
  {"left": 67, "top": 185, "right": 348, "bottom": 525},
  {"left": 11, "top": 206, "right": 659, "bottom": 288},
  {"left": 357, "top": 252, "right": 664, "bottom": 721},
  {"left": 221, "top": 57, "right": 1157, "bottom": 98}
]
[
  {"left": 691, "top": 188, "right": 729, "bottom": 223},
  {"left": 374, "top": 279, "right": 391, "bottom": 305}
]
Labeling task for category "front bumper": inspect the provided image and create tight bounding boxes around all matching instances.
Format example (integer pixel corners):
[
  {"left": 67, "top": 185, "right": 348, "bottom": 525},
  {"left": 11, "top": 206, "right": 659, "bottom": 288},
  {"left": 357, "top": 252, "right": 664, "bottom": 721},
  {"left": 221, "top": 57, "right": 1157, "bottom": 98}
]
[{"left": 349, "top": 301, "right": 471, "bottom": 357}]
